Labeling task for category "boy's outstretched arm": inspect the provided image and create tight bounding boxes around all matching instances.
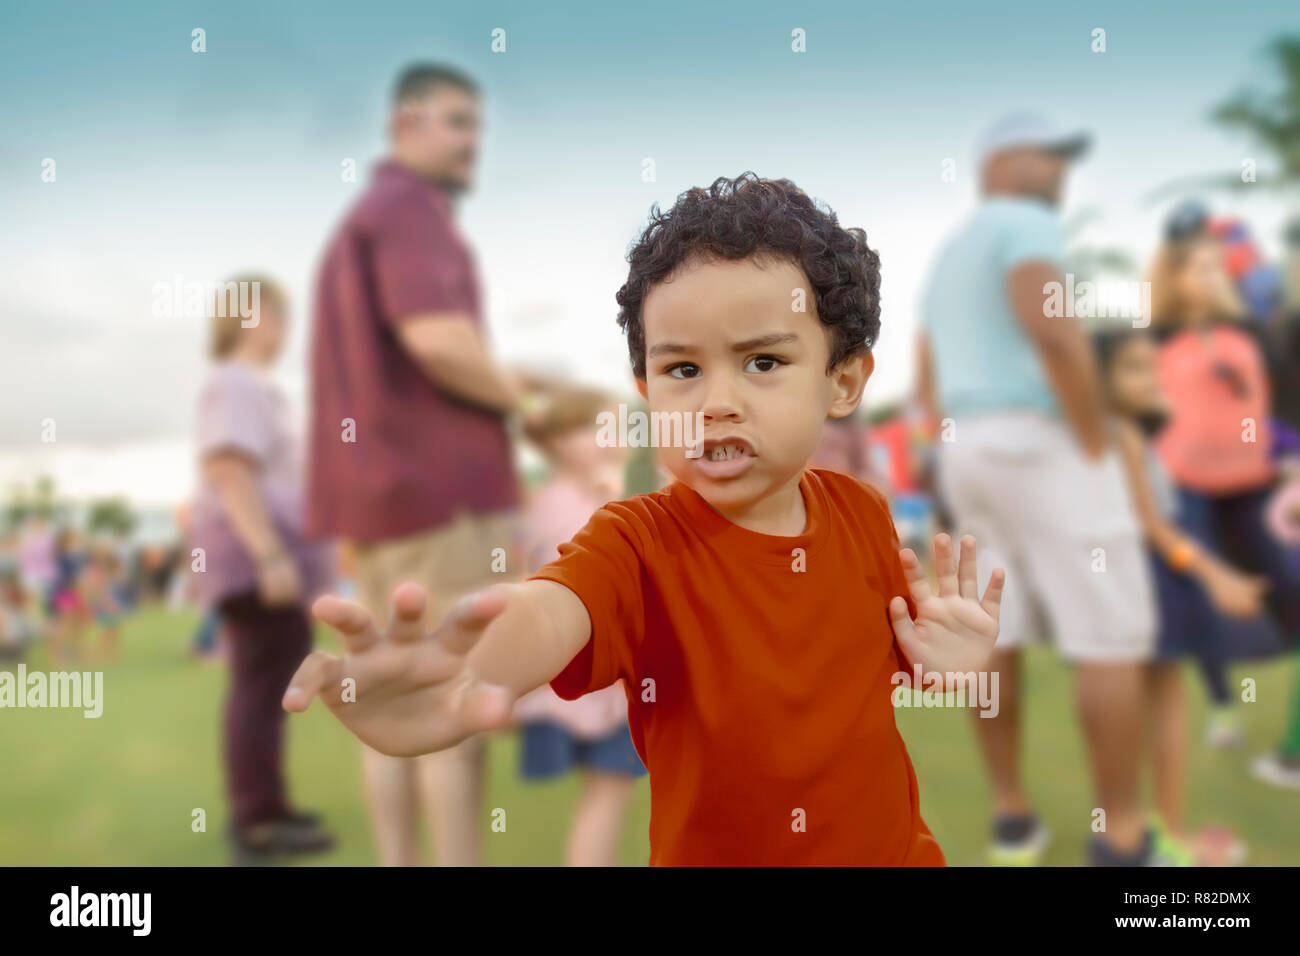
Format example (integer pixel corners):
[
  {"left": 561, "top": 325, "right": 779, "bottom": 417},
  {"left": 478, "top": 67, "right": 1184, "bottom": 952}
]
[
  {"left": 889, "top": 533, "right": 1004, "bottom": 685},
  {"left": 282, "top": 579, "right": 591, "bottom": 758}
]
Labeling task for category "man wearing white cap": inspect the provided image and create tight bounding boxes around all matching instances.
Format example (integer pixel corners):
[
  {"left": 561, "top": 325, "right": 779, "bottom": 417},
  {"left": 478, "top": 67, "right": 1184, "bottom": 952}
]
[{"left": 917, "top": 113, "right": 1159, "bottom": 865}]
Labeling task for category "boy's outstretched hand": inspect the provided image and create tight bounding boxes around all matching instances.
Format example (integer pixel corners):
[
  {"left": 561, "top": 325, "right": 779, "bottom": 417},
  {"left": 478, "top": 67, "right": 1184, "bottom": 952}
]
[
  {"left": 889, "top": 533, "right": 1004, "bottom": 680},
  {"left": 282, "top": 582, "right": 515, "bottom": 757}
]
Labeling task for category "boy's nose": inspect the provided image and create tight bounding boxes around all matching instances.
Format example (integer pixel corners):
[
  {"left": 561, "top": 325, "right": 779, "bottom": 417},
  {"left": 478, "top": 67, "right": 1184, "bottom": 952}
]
[{"left": 700, "top": 379, "right": 744, "bottom": 423}]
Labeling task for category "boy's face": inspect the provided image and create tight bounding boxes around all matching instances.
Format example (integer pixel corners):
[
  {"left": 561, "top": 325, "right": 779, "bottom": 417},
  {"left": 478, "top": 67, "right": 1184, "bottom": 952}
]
[{"left": 637, "top": 255, "right": 872, "bottom": 518}]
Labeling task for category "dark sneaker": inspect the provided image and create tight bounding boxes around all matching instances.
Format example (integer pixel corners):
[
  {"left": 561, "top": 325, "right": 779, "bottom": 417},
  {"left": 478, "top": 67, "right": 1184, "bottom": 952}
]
[
  {"left": 283, "top": 808, "right": 324, "bottom": 829},
  {"left": 1088, "top": 829, "right": 1157, "bottom": 867},
  {"left": 988, "top": 813, "right": 1051, "bottom": 866},
  {"left": 229, "top": 816, "right": 335, "bottom": 866}
]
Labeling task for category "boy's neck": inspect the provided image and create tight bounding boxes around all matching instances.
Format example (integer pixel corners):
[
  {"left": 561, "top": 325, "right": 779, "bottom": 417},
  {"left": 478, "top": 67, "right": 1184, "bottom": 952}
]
[{"left": 706, "top": 471, "right": 808, "bottom": 536}]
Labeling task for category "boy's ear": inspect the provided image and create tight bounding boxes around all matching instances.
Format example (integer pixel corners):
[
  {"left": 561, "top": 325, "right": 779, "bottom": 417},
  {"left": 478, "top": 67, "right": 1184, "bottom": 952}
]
[
  {"left": 635, "top": 377, "right": 648, "bottom": 401},
  {"left": 828, "top": 352, "right": 874, "bottom": 419}
]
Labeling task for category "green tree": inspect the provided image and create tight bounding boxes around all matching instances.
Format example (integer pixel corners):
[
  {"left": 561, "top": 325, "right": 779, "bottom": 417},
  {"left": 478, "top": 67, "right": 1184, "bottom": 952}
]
[
  {"left": 3, "top": 475, "right": 65, "bottom": 531},
  {"left": 1148, "top": 35, "right": 1300, "bottom": 308},
  {"left": 86, "top": 496, "right": 137, "bottom": 539}
]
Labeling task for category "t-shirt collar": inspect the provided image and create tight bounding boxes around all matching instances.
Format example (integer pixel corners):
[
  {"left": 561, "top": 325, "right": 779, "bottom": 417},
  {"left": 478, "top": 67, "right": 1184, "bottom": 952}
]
[{"left": 671, "top": 470, "right": 822, "bottom": 563}]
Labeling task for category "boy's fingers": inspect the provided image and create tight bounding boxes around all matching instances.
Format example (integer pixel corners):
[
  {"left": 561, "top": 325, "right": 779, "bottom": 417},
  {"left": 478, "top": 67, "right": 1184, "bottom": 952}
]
[
  {"left": 957, "top": 535, "right": 978, "bottom": 600},
  {"left": 980, "top": 567, "right": 1006, "bottom": 626},
  {"left": 435, "top": 586, "right": 511, "bottom": 655},
  {"left": 282, "top": 650, "right": 343, "bottom": 712},
  {"left": 898, "top": 547, "right": 934, "bottom": 603},
  {"left": 934, "top": 533, "right": 958, "bottom": 597},
  {"left": 388, "top": 582, "right": 428, "bottom": 644},
  {"left": 312, "top": 595, "right": 381, "bottom": 654},
  {"left": 888, "top": 595, "right": 917, "bottom": 643}
]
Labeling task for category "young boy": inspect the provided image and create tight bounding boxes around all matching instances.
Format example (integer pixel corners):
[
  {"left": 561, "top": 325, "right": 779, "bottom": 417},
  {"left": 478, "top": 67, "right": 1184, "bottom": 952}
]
[{"left": 284, "top": 174, "right": 1005, "bottom": 865}]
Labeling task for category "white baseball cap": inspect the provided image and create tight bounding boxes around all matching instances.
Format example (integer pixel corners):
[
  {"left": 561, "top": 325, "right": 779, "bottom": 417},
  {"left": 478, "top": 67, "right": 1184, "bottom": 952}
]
[{"left": 974, "top": 112, "right": 1090, "bottom": 172}]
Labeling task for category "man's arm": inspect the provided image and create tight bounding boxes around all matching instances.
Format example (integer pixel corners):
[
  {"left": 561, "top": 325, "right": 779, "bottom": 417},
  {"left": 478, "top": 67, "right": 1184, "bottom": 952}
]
[
  {"left": 367, "top": 192, "right": 521, "bottom": 414},
  {"left": 915, "top": 330, "right": 940, "bottom": 422},
  {"left": 1006, "top": 261, "right": 1107, "bottom": 459},
  {"left": 394, "top": 314, "right": 521, "bottom": 415}
]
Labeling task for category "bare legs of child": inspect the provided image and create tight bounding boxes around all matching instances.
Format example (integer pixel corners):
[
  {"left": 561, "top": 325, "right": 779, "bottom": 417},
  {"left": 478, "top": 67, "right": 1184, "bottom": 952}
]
[{"left": 567, "top": 771, "right": 638, "bottom": 867}]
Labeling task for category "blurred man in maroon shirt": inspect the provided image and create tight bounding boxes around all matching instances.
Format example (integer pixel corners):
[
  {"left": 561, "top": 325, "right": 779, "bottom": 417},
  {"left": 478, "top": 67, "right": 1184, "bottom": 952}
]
[{"left": 308, "top": 63, "right": 520, "bottom": 865}]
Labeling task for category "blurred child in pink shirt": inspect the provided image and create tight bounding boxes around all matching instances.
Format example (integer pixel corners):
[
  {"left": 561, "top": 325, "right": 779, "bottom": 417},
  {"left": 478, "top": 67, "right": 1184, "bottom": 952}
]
[{"left": 512, "top": 385, "right": 646, "bottom": 865}]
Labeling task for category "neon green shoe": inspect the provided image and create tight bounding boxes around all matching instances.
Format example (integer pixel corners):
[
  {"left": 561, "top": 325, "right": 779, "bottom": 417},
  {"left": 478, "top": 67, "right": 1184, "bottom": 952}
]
[{"left": 1148, "top": 816, "right": 1195, "bottom": 867}]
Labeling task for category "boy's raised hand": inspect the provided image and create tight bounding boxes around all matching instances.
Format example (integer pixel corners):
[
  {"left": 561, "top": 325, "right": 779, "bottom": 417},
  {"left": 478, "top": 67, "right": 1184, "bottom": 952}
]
[
  {"left": 282, "top": 582, "right": 515, "bottom": 757},
  {"left": 889, "top": 533, "right": 1004, "bottom": 678}
]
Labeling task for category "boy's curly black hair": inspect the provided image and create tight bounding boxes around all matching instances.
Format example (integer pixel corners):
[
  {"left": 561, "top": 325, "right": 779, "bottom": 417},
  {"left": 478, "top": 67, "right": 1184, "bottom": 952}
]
[{"left": 615, "top": 172, "right": 881, "bottom": 379}]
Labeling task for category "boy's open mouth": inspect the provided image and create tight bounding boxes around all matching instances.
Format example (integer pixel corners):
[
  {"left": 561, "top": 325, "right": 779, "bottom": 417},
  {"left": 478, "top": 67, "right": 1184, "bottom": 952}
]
[{"left": 693, "top": 436, "right": 756, "bottom": 479}]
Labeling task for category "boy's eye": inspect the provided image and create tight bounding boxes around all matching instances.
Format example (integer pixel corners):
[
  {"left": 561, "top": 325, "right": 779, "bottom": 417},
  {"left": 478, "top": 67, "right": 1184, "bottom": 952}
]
[
  {"left": 745, "top": 354, "right": 786, "bottom": 373},
  {"left": 667, "top": 362, "right": 701, "bottom": 380}
]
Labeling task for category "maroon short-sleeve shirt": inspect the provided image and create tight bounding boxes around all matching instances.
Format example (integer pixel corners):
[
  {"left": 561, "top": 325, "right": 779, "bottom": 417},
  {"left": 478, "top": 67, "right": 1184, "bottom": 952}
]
[{"left": 307, "top": 161, "right": 518, "bottom": 542}]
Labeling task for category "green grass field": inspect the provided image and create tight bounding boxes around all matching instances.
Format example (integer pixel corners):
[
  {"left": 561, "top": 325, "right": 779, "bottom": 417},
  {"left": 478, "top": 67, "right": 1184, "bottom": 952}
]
[{"left": 1, "top": 604, "right": 1296, "bottom": 865}]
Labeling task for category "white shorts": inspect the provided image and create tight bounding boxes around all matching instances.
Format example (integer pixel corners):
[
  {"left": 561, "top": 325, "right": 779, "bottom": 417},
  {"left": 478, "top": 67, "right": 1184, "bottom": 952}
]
[{"left": 936, "top": 412, "right": 1156, "bottom": 663}]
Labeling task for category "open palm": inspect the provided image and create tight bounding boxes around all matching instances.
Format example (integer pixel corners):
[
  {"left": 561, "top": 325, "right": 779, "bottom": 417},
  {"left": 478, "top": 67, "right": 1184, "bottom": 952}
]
[
  {"left": 282, "top": 583, "right": 514, "bottom": 757},
  {"left": 889, "top": 533, "right": 1004, "bottom": 679}
]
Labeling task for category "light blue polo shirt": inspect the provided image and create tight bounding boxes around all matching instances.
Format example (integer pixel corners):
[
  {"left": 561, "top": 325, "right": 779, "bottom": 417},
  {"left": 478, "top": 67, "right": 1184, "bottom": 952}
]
[{"left": 919, "top": 196, "right": 1066, "bottom": 419}]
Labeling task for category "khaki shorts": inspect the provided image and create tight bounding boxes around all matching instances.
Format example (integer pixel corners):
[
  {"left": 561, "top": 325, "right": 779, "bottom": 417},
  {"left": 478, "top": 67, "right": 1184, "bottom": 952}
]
[
  {"left": 937, "top": 412, "right": 1156, "bottom": 663},
  {"left": 353, "top": 510, "right": 518, "bottom": 628}
]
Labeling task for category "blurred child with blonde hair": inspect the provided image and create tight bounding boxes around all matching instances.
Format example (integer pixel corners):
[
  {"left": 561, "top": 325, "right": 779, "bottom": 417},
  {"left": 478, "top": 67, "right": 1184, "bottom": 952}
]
[{"left": 512, "top": 384, "right": 646, "bottom": 865}]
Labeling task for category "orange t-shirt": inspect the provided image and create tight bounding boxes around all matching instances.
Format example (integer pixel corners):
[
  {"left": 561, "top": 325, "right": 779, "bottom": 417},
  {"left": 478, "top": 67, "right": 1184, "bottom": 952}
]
[{"left": 531, "top": 467, "right": 945, "bottom": 866}]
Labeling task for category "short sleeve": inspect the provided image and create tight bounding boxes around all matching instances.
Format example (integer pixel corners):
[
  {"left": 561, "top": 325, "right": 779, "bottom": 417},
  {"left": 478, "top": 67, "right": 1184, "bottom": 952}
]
[
  {"left": 1000, "top": 204, "right": 1066, "bottom": 271},
  {"left": 197, "top": 368, "right": 272, "bottom": 465},
  {"left": 370, "top": 194, "right": 467, "bottom": 323},
  {"left": 528, "top": 504, "right": 647, "bottom": 700}
]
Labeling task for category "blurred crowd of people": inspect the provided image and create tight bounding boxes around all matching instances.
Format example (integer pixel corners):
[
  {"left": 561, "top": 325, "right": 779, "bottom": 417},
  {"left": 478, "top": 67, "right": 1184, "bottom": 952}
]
[
  {"left": 189, "top": 69, "right": 1300, "bottom": 867},
  {"left": 913, "top": 114, "right": 1300, "bottom": 866},
  {"left": 187, "top": 64, "right": 659, "bottom": 866},
  {"left": 9, "top": 59, "right": 1294, "bottom": 866},
  {"left": 0, "top": 516, "right": 176, "bottom": 665}
]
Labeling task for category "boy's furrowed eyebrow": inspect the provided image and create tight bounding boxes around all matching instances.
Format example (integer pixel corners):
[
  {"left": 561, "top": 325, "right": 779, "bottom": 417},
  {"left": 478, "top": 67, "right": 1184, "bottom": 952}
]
[
  {"left": 646, "top": 332, "right": 799, "bottom": 361},
  {"left": 647, "top": 341, "right": 694, "bottom": 359},
  {"left": 731, "top": 332, "right": 799, "bottom": 351}
]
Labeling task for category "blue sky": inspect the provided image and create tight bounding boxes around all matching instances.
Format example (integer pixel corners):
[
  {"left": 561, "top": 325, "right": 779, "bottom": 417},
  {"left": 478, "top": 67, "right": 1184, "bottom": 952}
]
[{"left": 1, "top": 0, "right": 1297, "bottom": 502}]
